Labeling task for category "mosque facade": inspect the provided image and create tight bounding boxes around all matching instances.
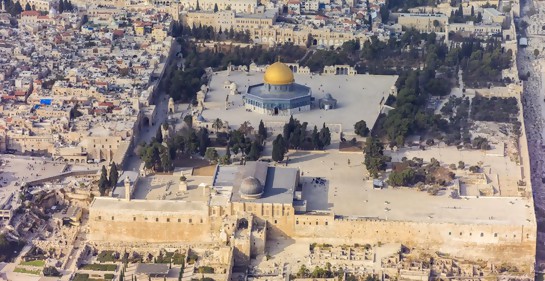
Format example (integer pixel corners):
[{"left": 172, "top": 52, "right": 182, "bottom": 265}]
[{"left": 244, "top": 62, "right": 312, "bottom": 116}]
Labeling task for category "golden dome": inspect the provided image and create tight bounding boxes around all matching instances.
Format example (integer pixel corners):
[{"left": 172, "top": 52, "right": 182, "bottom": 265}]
[{"left": 263, "top": 62, "right": 294, "bottom": 85}]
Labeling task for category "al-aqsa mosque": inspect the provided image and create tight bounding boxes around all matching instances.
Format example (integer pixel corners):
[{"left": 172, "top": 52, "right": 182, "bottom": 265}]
[{"left": 244, "top": 62, "right": 312, "bottom": 115}]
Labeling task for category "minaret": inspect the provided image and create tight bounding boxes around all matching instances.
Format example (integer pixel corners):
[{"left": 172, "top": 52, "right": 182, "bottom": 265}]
[{"left": 124, "top": 176, "right": 131, "bottom": 201}]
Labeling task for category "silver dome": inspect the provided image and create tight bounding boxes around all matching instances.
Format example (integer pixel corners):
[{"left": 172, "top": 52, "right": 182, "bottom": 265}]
[{"left": 239, "top": 176, "right": 264, "bottom": 199}]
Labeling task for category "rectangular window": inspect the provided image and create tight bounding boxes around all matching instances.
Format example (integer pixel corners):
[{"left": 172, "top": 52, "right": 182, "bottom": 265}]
[
  {"left": 98, "top": 216, "right": 101, "bottom": 220},
  {"left": 178, "top": 218, "right": 181, "bottom": 222},
  {"left": 111, "top": 216, "right": 114, "bottom": 221},
  {"left": 133, "top": 217, "right": 136, "bottom": 221},
  {"left": 189, "top": 218, "right": 192, "bottom": 223},
  {"left": 156, "top": 218, "right": 159, "bottom": 222},
  {"left": 167, "top": 218, "right": 170, "bottom": 222}
]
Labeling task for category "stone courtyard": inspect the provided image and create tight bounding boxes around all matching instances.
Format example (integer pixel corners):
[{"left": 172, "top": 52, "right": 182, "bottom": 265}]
[{"left": 202, "top": 70, "right": 397, "bottom": 133}]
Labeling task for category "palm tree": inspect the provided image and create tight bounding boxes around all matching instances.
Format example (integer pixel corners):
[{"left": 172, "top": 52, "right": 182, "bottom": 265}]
[{"left": 212, "top": 118, "right": 223, "bottom": 133}]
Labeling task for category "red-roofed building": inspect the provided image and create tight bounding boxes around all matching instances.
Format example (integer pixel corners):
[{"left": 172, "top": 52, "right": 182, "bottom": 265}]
[{"left": 21, "top": 11, "right": 41, "bottom": 17}]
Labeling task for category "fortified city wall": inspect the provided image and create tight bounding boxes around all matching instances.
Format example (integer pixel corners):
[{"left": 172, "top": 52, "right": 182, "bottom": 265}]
[{"left": 89, "top": 204, "right": 536, "bottom": 272}]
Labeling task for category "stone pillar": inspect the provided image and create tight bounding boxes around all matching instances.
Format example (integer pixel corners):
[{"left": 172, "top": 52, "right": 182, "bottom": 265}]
[
  {"left": 179, "top": 180, "right": 187, "bottom": 192},
  {"left": 124, "top": 176, "right": 131, "bottom": 201},
  {"left": 168, "top": 97, "right": 175, "bottom": 114}
]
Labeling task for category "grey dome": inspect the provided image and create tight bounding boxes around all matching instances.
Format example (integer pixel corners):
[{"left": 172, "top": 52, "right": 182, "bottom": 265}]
[{"left": 240, "top": 176, "right": 263, "bottom": 199}]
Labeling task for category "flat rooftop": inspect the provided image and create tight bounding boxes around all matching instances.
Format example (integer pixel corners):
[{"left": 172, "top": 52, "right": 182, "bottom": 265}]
[
  {"left": 213, "top": 164, "right": 298, "bottom": 204},
  {"left": 131, "top": 170, "right": 212, "bottom": 201},
  {"left": 204, "top": 70, "right": 397, "bottom": 132},
  {"left": 89, "top": 197, "right": 208, "bottom": 215}
]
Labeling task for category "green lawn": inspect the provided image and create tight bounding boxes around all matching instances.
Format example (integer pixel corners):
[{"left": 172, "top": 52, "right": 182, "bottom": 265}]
[
  {"left": 96, "top": 251, "right": 117, "bottom": 263},
  {"left": 155, "top": 252, "right": 185, "bottom": 265},
  {"left": 81, "top": 264, "right": 117, "bottom": 271},
  {"left": 73, "top": 273, "right": 106, "bottom": 281},
  {"left": 14, "top": 267, "right": 41, "bottom": 275},
  {"left": 20, "top": 260, "right": 45, "bottom": 267}
]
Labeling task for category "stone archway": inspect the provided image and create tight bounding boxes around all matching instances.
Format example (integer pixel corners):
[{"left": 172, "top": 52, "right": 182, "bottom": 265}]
[{"left": 142, "top": 116, "right": 150, "bottom": 127}]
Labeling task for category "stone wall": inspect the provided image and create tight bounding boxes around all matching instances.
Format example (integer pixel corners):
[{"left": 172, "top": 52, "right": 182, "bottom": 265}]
[
  {"left": 293, "top": 214, "right": 536, "bottom": 272},
  {"left": 88, "top": 210, "right": 219, "bottom": 243}
]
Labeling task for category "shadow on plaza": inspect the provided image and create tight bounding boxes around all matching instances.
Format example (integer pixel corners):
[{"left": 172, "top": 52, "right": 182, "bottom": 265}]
[{"left": 286, "top": 151, "right": 327, "bottom": 164}]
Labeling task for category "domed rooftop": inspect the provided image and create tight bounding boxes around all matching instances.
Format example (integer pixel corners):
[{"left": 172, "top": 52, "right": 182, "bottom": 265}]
[
  {"left": 264, "top": 62, "right": 294, "bottom": 85},
  {"left": 240, "top": 176, "right": 264, "bottom": 199}
]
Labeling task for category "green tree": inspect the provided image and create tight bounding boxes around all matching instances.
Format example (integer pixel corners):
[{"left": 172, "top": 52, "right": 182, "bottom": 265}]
[
  {"left": 212, "top": 118, "right": 223, "bottom": 133},
  {"left": 319, "top": 123, "right": 331, "bottom": 148},
  {"left": 258, "top": 120, "right": 267, "bottom": 141},
  {"left": 306, "top": 33, "right": 313, "bottom": 48},
  {"left": 195, "top": 0, "right": 200, "bottom": 10},
  {"left": 58, "top": 0, "right": 64, "bottom": 13},
  {"left": 213, "top": 2, "right": 218, "bottom": 12},
  {"left": 12, "top": 0, "right": 22, "bottom": 14},
  {"left": 184, "top": 114, "right": 193, "bottom": 128},
  {"left": 43, "top": 266, "right": 60, "bottom": 277},
  {"left": 198, "top": 128, "right": 210, "bottom": 156},
  {"left": 380, "top": 6, "right": 390, "bottom": 23},
  {"left": 161, "top": 148, "right": 173, "bottom": 172},
  {"left": 24, "top": 2, "right": 30, "bottom": 10},
  {"left": 364, "top": 137, "right": 386, "bottom": 178},
  {"left": 272, "top": 134, "right": 286, "bottom": 162},
  {"left": 156, "top": 127, "right": 164, "bottom": 143},
  {"left": 388, "top": 169, "right": 416, "bottom": 186},
  {"left": 204, "top": 148, "right": 219, "bottom": 163},
  {"left": 109, "top": 162, "right": 119, "bottom": 188},
  {"left": 246, "top": 140, "right": 261, "bottom": 161},
  {"left": 354, "top": 120, "right": 370, "bottom": 137},
  {"left": 98, "top": 165, "right": 109, "bottom": 195},
  {"left": 458, "top": 161, "right": 465, "bottom": 169}
]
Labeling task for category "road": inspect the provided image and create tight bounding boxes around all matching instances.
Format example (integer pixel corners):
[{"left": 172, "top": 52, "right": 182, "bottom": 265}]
[
  {"left": 123, "top": 92, "right": 170, "bottom": 172},
  {"left": 123, "top": 41, "right": 183, "bottom": 172},
  {"left": 518, "top": 0, "right": 545, "bottom": 270}
]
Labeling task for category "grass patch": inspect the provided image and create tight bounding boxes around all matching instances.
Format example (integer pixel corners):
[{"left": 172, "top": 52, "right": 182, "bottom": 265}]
[
  {"left": 196, "top": 266, "right": 214, "bottom": 273},
  {"left": 81, "top": 264, "right": 117, "bottom": 271},
  {"left": 20, "top": 259, "right": 45, "bottom": 267},
  {"left": 73, "top": 273, "right": 107, "bottom": 281},
  {"left": 104, "top": 273, "right": 114, "bottom": 280},
  {"left": 96, "top": 251, "right": 118, "bottom": 263},
  {"left": 155, "top": 252, "right": 185, "bottom": 265},
  {"left": 14, "top": 267, "right": 41, "bottom": 275}
]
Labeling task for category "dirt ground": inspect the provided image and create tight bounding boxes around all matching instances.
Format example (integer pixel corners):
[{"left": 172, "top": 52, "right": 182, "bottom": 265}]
[{"left": 192, "top": 165, "right": 216, "bottom": 176}]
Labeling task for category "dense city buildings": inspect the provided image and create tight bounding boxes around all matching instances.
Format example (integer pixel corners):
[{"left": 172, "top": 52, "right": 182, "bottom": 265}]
[{"left": 0, "top": 0, "right": 542, "bottom": 279}]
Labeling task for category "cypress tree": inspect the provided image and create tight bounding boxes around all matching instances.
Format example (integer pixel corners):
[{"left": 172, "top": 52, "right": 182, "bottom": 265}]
[
  {"left": 258, "top": 120, "right": 267, "bottom": 141},
  {"left": 272, "top": 134, "right": 286, "bottom": 162},
  {"left": 13, "top": 0, "right": 22, "bottom": 14},
  {"left": 24, "top": 2, "right": 30, "bottom": 10},
  {"left": 109, "top": 162, "right": 119, "bottom": 188},
  {"left": 98, "top": 165, "right": 108, "bottom": 195},
  {"left": 247, "top": 141, "right": 260, "bottom": 161},
  {"left": 156, "top": 126, "right": 163, "bottom": 143}
]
